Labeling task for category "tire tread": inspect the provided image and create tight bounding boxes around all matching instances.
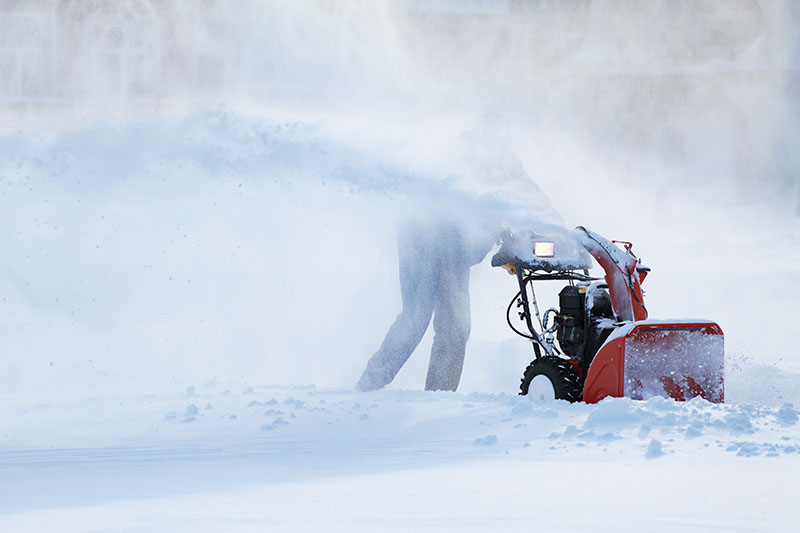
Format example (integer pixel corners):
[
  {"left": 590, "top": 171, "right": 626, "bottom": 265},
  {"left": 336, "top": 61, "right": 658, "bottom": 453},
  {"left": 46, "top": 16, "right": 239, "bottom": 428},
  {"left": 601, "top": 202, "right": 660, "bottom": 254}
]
[{"left": 519, "top": 356, "right": 582, "bottom": 402}]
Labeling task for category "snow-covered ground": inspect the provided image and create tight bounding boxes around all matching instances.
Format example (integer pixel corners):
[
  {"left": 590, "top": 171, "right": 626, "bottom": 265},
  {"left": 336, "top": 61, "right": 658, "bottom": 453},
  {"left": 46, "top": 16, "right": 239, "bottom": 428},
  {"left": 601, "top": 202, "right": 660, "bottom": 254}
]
[{"left": 2, "top": 384, "right": 800, "bottom": 531}]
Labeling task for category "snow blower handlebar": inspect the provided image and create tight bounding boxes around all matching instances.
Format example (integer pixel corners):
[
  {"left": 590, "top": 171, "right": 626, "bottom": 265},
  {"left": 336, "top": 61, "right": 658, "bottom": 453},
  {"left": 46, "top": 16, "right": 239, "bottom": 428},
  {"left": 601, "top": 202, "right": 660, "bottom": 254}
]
[{"left": 494, "top": 226, "right": 646, "bottom": 347}]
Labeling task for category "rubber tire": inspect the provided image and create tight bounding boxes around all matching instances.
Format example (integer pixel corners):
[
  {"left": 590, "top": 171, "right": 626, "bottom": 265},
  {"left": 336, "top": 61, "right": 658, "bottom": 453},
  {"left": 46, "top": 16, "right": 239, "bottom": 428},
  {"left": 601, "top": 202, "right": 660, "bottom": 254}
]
[{"left": 519, "top": 356, "right": 582, "bottom": 403}]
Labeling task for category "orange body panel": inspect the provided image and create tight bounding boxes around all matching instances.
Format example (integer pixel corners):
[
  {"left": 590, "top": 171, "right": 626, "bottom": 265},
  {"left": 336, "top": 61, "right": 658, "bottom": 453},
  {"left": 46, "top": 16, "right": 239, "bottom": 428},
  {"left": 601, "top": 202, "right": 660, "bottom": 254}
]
[{"left": 582, "top": 337, "right": 625, "bottom": 403}]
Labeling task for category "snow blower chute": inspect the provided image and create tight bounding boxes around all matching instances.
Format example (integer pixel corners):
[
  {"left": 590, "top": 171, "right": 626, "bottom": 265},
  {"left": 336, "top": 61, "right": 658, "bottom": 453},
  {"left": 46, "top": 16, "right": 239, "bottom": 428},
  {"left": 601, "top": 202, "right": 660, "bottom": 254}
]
[{"left": 493, "top": 226, "right": 724, "bottom": 403}]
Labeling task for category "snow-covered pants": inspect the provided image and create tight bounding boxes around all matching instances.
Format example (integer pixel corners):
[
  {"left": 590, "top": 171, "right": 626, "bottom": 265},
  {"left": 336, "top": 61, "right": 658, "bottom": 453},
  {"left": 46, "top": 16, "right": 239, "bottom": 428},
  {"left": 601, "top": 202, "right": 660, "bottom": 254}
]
[{"left": 357, "top": 219, "right": 474, "bottom": 392}]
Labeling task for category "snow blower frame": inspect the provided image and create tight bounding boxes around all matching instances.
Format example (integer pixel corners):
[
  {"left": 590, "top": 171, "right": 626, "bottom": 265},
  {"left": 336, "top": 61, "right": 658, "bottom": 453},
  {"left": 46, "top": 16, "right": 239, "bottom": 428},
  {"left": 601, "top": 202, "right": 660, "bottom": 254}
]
[{"left": 493, "top": 226, "right": 724, "bottom": 403}]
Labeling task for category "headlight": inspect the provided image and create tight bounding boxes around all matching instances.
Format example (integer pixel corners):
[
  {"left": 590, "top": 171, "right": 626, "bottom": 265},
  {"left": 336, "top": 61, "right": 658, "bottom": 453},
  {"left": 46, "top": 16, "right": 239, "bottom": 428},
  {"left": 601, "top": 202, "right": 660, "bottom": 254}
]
[{"left": 534, "top": 241, "right": 554, "bottom": 258}]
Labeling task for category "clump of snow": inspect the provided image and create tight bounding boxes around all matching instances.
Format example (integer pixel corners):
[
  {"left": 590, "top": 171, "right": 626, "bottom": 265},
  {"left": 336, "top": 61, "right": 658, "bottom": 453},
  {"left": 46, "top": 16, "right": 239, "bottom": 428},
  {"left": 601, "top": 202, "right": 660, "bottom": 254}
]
[
  {"left": 474, "top": 435, "right": 498, "bottom": 446},
  {"left": 777, "top": 403, "right": 799, "bottom": 426},
  {"left": 584, "top": 397, "right": 644, "bottom": 429},
  {"left": 685, "top": 424, "right": 702, "bottom": 439},
  {"left": 261, "top": 417, "right": 289, "bottom": 431},
  {"left": 645, "top": 439, "right": 665, "bottom": 459},
  {"left": 285, "top": 397, "right": 305, "bottom": 408},
  {"left": 722, "top": 412, "right": 755, "bottom": 436}
]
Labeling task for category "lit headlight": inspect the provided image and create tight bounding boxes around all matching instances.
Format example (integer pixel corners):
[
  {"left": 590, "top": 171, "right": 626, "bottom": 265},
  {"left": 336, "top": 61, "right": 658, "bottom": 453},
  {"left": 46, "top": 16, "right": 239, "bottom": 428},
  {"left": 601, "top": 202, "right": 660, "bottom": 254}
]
[{"left": 534, "top": 241, "right": 554, "bottom": 257}]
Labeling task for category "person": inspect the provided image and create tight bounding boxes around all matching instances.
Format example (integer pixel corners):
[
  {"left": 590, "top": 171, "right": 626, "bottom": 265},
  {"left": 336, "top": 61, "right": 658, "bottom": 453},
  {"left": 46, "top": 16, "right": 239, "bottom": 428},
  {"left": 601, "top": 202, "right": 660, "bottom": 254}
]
[
  {"left": 356, "top": 113, "right": 559, "bottom": 392},
  {"left": 356, "top": 211, "right": 493, "bottom": 392}
]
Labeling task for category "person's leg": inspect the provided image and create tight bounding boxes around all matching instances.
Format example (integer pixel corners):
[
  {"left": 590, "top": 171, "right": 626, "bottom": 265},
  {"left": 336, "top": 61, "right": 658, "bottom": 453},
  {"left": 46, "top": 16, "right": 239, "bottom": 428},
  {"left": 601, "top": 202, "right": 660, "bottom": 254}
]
[
  {"left": 356, "top": 224, "right": 435, "bottom": 391},
  {"left": 425, "top": 229, "right": 472, "bottom": 392}
]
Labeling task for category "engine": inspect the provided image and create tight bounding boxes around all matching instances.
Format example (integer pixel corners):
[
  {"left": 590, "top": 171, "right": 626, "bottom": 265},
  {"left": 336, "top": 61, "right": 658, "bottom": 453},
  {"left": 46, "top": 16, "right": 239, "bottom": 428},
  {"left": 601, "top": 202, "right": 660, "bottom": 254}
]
[
  {"left": 556, "top": 283, "right": 616, "bottom": 369},
  {"left": 556, "top": 286, "right": 585, "bottom": 358}
]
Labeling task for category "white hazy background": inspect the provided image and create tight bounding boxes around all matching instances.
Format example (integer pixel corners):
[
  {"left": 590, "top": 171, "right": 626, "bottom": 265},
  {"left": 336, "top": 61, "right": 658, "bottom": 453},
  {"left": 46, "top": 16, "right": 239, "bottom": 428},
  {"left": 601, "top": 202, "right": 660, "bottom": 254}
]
[{"left": 1, "top": 0, "right": 799, "bottom": 401}]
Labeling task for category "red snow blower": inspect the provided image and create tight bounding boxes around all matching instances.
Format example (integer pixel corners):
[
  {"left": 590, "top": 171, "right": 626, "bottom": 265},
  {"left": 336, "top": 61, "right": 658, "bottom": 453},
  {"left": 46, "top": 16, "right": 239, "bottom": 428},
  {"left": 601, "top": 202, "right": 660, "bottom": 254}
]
[{"left": 493, "top": 226, "right": 724, "bottom": 403}]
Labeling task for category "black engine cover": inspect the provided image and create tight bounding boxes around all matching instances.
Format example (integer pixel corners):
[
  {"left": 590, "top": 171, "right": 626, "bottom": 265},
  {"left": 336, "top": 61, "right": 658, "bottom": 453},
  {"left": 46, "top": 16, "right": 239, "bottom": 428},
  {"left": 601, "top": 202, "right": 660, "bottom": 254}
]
[{"left": 557, "top": 286, "right": 585, "bottom": 358}]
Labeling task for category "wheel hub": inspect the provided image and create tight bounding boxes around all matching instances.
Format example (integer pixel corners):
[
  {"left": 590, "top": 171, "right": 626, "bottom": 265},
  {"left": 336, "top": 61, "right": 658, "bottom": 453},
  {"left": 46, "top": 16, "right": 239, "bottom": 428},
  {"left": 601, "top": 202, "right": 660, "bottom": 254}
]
[{"left": 527, "top": 374, "right": 556, "bottom": 401}]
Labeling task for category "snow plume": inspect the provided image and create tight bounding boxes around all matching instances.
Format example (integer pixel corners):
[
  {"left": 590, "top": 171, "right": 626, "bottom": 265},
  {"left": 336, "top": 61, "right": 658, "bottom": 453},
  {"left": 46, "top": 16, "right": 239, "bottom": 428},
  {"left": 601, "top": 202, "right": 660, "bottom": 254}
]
[
  {"left": 0, "top": 112, "right": 564, "bottom": 399},
  {"left": 1, "top": 2, "right": 799, "bottom": 399}
]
